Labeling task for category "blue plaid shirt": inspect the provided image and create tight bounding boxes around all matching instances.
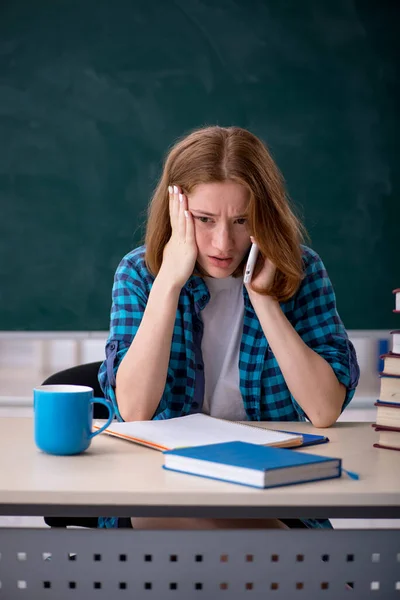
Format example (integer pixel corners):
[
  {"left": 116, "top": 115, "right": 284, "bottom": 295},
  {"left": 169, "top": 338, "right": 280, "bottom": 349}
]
[{"left": 98, "top": 244, "right": 359, "bottom": 529}]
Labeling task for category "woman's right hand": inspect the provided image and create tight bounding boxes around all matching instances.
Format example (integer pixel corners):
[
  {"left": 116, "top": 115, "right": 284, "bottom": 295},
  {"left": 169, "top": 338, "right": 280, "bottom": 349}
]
[{"left": 160, "top": 185, "right": 198, "bottom": 289}]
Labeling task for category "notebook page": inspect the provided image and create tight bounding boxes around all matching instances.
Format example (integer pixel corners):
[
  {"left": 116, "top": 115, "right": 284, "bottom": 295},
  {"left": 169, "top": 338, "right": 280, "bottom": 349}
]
[{"left": 94, "top": 413, "right": 302, "bottom": 449}]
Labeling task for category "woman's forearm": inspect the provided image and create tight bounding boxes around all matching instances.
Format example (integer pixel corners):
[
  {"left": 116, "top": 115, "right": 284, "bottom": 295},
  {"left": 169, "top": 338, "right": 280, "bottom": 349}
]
[
  {"left": 249, "top": 295, "right": 346, "bottom": 427},
  {"left": 116, "top": 269, "right": 181, "bottom": 421}
]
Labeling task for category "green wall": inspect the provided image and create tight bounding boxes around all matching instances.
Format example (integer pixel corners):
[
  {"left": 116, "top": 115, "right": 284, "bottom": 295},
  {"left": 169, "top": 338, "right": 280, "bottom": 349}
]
[{"left": 0, "top": 0, "right": 398, "bottom": 330}]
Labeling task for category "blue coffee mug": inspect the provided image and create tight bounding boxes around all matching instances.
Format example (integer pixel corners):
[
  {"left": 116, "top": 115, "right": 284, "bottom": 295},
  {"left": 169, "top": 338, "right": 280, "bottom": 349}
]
[{"left": 33, "top": 384, "right": 115, "bottom": 455}]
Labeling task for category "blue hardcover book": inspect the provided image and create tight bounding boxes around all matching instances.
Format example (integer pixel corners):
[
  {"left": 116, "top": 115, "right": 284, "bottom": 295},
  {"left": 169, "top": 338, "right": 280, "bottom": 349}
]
[
  {"left": 163, "top": 441, "right": 341, "bottom": 489},
  {"left": 276, "top": 430, "right": 329, "bottom": 448}
]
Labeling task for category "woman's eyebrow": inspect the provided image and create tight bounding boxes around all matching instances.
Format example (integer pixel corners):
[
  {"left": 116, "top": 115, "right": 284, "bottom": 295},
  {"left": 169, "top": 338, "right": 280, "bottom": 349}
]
[{"left": 190, "top": 210, "right": 248, "bottom": 218}]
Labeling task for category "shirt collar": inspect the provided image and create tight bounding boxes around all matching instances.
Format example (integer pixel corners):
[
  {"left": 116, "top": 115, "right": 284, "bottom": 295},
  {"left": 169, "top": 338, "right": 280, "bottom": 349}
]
[{"left": 184, "top": 274, "right": 252, "bottom": 310}]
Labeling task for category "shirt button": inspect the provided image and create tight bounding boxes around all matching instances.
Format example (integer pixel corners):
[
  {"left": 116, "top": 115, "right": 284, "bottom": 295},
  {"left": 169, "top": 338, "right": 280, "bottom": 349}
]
[
  {"left": 110, "top": 342, "right": 116, "bottom": 350},
  {"left": 193, "top": 324, "right": 201, "bottom": 333},
  {"left": 201, "top": 294, "right": 208, "bottom": 302},
  {"left": 196, "top": 364, "right": 204, "bottom": 371},
  {"left": 187, "top": 281, "right": 193, "bottom": 289}
]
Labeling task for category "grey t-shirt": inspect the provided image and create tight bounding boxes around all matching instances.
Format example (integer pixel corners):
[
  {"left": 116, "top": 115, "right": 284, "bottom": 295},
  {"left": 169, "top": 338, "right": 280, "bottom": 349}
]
[{"left": 201, "top": 276, "right": 247, "bottom": 421}]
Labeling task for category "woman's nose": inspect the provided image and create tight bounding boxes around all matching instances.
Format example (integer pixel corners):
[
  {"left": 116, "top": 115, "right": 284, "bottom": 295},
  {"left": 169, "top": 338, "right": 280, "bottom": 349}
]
[{"left": 212, "top": 225, "right": 234, "bottom": 252}]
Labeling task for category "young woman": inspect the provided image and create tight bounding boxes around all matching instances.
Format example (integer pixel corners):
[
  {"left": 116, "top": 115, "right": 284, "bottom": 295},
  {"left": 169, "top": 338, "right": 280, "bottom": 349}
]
[{"left": 98, "top": 126, "right": 360, "bottom": 530}]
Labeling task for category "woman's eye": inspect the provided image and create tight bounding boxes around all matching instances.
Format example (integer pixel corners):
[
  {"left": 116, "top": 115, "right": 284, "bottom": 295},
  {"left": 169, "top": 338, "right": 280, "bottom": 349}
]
[{"left": 194, "top": 216, "right": 247, "bottom": 225}]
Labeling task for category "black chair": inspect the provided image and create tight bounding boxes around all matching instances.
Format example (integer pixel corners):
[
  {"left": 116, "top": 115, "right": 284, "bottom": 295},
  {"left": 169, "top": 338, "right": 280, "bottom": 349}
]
[
  {"left": 42, "top": 361, "right": 108, "bottom": 417},
  {"left": 42, "top": 361, "right": 131, "bottom": 529}
]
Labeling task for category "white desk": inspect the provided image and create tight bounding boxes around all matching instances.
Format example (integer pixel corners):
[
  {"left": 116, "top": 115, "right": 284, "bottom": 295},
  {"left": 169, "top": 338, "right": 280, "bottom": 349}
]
[
  {"left": 0, "top": 419, "right": 399, "bottom": 519},
  {"left": 1, "top": 418, "right": 399, "bottom": 599}
]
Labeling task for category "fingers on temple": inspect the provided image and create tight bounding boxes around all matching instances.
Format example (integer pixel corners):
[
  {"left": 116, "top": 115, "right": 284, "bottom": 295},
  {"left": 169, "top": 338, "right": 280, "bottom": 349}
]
[
  {"left": 169, "top": 184, "right": 180, "bottom": 226},
  {"left": 184, "top": 205, "right": 194, "bottom": 242},
  {"left": 178, "top": 191, "right": 187, "bottom": 238}
]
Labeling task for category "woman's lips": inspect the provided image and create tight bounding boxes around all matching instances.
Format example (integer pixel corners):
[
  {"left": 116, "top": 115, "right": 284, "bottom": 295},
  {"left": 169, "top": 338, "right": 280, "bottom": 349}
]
[{"left": 208, "top": 256, "right": 233, "bottom": 269}]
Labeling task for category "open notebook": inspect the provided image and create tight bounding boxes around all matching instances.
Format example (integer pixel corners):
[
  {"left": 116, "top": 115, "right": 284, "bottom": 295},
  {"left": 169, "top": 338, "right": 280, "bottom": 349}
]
[{"left": 92, "top": 413, "right": 303, "bottom": 451}]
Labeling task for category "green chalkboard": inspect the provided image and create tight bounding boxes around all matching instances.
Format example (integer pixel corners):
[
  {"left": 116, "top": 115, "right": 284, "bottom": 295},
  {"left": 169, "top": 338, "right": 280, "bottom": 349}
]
[{"left": 0, "top": 0, "right": 398, "bottom": 330}]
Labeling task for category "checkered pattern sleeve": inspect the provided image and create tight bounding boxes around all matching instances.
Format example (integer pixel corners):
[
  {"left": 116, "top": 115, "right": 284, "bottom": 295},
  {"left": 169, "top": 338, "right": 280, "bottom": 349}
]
[
  {"left": 289, "top": 250, "right": 360, "bottom": 419},
  {"left": 98, "top": 251, "right": 150, "bottom": 421}
]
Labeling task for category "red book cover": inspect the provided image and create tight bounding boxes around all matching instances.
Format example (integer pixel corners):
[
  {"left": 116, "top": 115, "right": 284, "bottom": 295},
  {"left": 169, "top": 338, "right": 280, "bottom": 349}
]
[
  {"left": 372, "top": 424, "right": 400, "bottom": 433},
  {"left": 373, "top": 423, "right": 400, "bottom": 451},
  {"left": 379, "top": 352, "right": 400, "bottom": 377},
  {"left": 373, "top": 444, "right": 400, "bottom": 452}
]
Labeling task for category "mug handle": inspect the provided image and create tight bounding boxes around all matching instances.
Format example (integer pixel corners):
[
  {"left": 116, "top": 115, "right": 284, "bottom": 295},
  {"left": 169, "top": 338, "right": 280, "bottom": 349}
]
[{"left": 89, "top": 398, "right": 115, "bottom": 438}]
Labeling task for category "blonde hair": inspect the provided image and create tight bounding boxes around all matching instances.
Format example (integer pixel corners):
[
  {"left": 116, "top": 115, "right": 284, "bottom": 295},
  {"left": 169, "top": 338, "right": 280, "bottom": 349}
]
[{"left": 145, "top": 126, "right": 307, "bottom": 301}]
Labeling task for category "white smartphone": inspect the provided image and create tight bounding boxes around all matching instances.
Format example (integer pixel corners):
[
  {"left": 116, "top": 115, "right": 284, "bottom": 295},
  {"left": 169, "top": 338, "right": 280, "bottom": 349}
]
[{"left": 243, "top": 243, "right": 259, "bottom": 283}]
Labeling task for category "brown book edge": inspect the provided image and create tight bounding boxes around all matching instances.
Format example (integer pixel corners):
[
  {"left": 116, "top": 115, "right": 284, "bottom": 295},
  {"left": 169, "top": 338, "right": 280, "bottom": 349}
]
[
  {"left": 91, "top": 425, "right": 170, "bottom": 451},
  {"left": 373, "top": 443, "right": 400, "bottom": 452},
  {"left": 380, "top": 352, "right": 400, "bottom": 359},
  {"left": 372, "top": 423, "right": 400, "bottom": 433}
]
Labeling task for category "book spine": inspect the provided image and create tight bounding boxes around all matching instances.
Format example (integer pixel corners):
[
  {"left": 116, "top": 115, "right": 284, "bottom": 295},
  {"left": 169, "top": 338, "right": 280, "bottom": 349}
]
[{"left": 377, "top": 339, "right": 389, "bottom": 373}]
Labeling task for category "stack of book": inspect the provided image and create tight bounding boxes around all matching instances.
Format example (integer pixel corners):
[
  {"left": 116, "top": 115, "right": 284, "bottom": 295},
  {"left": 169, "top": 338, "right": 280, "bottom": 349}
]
[{"left": 373, "top": 289, "right": 400, "bottom": 451}]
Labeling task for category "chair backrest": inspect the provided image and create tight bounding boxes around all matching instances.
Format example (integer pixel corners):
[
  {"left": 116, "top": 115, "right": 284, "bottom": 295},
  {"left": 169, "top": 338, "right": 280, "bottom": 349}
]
[{"left": 41, "top": 361, "right": 109, "bottom": 418}]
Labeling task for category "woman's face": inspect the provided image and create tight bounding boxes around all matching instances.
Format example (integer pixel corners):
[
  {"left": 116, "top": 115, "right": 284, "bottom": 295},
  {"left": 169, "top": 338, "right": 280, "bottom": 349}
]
[{"left": 187, "top": 181, "right": 252, "bottom": 278}]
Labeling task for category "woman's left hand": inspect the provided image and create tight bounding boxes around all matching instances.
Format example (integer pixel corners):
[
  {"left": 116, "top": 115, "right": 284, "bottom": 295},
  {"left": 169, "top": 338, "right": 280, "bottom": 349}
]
[{"left": 244, "top": 236, "right": 277, "bottom": 296}]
